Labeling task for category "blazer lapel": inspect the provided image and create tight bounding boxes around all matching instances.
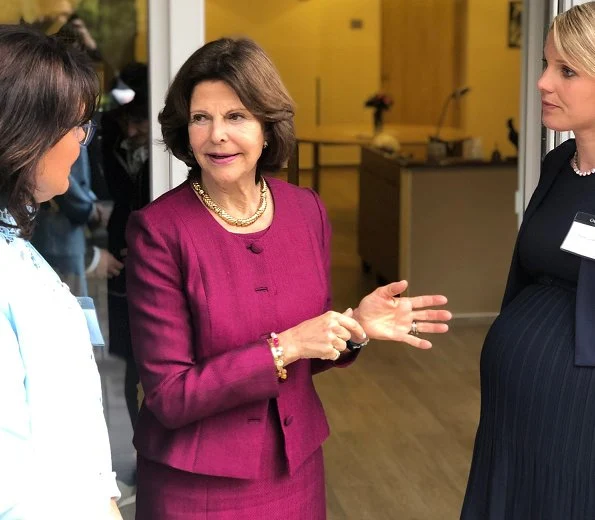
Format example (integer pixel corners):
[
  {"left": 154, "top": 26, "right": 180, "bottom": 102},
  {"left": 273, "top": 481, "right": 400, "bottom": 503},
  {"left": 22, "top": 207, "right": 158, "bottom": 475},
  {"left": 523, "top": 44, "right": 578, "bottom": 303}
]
[
  {"left": 522, "top": 139, "right": 575, "bottom": 225},
  {"left": 501, "top": 139, "right": 576, "bottom": 309},
  {"left": 576, "top": 258, "right": 595, "bottom": 365}
]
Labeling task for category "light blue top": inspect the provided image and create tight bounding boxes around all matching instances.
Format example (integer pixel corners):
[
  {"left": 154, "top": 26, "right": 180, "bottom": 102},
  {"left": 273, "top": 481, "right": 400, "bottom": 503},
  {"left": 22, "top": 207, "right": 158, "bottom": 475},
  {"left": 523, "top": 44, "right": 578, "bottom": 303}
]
[{"left": 0, "top": 209, "right": 119, "bottom": 519}]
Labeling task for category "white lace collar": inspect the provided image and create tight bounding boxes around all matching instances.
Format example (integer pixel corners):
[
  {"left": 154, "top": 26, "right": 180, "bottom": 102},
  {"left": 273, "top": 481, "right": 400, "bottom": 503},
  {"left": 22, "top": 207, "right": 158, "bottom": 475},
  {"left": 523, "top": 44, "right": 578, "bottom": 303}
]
[
  {"left": 0, "top": 208, "right": 45, "bottom": 271},
  {"left": 0, "top": 208, "right": 20, "bottom": 243}
]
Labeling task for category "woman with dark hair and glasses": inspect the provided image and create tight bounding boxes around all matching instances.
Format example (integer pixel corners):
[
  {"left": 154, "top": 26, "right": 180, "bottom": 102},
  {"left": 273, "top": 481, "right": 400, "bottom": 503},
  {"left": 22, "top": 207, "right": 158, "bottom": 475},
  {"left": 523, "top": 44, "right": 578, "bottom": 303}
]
[
  {"left": 31, "top": 30, "right": 124, "bottom": 297},
  {"left": 0, "top": 25, "right": 122, "bottom": 519}
]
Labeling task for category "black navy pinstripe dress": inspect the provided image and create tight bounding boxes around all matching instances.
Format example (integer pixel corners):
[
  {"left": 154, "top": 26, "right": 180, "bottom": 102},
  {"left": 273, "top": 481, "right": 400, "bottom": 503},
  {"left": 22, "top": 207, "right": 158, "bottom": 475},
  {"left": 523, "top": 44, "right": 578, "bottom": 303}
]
[{"left": 462, "top": 163, "right": 595, "bottom": 519}]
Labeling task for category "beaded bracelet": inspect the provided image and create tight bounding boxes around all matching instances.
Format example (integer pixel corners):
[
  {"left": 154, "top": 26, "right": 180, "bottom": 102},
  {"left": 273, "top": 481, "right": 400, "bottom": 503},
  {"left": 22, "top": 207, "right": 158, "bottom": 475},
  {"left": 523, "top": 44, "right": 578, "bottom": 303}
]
[{"left": 268, "top": 332, "right": 287, "bottom": 380}]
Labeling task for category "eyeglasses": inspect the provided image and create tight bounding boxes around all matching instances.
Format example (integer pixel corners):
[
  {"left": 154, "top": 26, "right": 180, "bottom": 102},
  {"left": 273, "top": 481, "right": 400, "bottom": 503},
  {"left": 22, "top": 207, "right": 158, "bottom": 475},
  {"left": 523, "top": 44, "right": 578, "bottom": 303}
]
[{"left": 78, "top": 121, "right": 97, "bottom": 147}]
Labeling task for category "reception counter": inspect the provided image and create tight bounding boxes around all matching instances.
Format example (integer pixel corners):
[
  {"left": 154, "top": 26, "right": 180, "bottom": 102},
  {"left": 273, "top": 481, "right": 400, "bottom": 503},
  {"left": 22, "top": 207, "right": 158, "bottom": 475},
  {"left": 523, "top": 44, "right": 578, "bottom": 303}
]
[{"left": 358, "top": 147, "right": 518, "bottom": 317}]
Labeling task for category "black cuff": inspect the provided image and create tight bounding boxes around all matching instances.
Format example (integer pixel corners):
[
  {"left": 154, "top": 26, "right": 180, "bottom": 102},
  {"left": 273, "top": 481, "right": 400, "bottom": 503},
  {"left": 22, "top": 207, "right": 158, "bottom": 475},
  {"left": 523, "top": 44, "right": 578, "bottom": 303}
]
[{"left": 346, "top": 338, "right": 369, "bottom": 351}]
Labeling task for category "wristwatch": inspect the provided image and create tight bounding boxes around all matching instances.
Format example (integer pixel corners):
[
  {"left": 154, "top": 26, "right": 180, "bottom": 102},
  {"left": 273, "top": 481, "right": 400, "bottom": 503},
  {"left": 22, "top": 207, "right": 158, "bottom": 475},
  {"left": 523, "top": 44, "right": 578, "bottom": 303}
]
[{"left": 346, "top": 338, "right": 370, "bottom": 351}]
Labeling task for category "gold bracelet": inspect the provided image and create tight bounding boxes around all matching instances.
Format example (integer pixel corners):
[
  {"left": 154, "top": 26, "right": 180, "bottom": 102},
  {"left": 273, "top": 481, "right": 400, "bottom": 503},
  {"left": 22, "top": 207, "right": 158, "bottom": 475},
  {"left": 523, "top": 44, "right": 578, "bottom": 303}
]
[{"left": 268, "top": 332, "right": 287, "bottom": 380}]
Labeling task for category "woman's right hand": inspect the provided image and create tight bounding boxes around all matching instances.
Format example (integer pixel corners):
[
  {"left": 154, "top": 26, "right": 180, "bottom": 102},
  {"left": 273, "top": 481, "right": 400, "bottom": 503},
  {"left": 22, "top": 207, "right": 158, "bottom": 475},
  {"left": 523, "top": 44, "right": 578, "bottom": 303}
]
[
  {"left": 278, "top": 311, "right": 366, "bottom": 364},
  {"left": 87, "top": 248, "right": 124, "bottom": 279}
]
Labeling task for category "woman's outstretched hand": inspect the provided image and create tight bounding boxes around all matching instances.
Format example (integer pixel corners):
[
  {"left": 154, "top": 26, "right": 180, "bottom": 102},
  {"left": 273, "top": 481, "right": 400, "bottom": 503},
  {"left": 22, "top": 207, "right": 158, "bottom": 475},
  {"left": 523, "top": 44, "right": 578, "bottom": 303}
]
[{"left": 352, "top": 280, "right": 451, "bottom": 349}]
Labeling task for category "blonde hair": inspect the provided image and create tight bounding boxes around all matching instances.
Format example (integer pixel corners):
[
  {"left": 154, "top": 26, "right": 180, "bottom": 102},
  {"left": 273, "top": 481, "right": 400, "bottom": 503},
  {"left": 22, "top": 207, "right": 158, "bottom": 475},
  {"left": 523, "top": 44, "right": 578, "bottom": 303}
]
[{"left": 552, "top": 2, "right": 595, "bottom": 76}]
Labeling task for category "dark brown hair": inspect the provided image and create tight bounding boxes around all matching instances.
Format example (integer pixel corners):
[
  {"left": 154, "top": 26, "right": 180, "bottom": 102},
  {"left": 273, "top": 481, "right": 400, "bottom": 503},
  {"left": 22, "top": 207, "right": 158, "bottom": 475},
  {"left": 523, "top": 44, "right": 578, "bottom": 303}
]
[
  {"left": 158, "top": 37, "right": 296, "bottom": 181},
  {"left": 0, "top": 24, "right": 98, "bottom": 239}
]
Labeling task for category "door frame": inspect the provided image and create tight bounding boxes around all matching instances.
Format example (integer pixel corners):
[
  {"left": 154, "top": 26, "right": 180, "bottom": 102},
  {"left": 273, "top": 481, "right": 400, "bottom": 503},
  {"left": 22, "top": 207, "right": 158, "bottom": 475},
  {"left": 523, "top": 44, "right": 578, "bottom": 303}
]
[{"left": 147, "top": 0, "right": 205, "bottom": 199}]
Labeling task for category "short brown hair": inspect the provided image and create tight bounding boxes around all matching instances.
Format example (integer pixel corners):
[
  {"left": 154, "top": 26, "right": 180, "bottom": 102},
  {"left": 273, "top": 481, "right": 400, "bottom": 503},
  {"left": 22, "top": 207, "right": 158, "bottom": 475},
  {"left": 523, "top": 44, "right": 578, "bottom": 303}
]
[
  {"left": 159, "top": 38, "right": 296, "bottom": 180},
  {"left": 0, "top": 24, "right": 98, "bottom": 239}
]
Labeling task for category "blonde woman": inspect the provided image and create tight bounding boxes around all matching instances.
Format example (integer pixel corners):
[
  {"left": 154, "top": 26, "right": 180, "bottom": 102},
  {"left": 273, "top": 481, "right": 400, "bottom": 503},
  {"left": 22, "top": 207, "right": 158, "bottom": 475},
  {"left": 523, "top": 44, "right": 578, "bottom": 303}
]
[{"left": 463, "top": 3, "right": 595, "bottom": 518}]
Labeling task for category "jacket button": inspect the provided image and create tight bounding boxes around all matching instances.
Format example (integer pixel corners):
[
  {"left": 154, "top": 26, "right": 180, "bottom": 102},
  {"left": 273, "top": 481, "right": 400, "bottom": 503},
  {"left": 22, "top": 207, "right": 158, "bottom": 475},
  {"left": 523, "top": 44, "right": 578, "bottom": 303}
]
[{"left": 284, "top": 416, "right": 294, "bottom": 426}]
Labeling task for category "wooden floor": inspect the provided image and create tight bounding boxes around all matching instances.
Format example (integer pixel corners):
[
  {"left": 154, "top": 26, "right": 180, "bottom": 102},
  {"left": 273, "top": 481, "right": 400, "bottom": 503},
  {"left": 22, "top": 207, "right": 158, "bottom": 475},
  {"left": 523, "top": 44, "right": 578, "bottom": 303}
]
[{"left": 291, "top": 167, "right": 490, "bottom": 520}]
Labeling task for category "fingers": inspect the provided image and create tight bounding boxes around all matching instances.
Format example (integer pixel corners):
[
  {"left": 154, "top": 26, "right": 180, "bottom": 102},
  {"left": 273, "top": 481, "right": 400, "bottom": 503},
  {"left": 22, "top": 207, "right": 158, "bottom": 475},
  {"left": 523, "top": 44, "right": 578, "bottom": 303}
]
[
  {"left": 408, "top": 294, "right": 449, "bottom": 309},
  {"left": 379, "top": 280, "right": 408, "bottom": 298},
  {"left": 325, "top": 345, "right": 342, "bottom": 361},
  {"left": 412, "top": 309, "right": 452, "bottom": 322},
  {"left": 320, "top": 340, "right": 343, "bottom": 360},
  {"left": 401, "top": 333, "right": 433, "bottom": 350},
  {"left": 335, "top": 313, "right": 366, "bottom": 340},
  {"left": 327, "top": 331, "right": 347, "bottom": 351},
  {"left": 332, "top": 324, "right": 351, "bottom": 342},
  {"left": 108, "top": 267, "right": 123, "bottom": 278},
  {"left": 415, "top": 321, "right": 449, "bottom": 334},
  {"left": 107, "top": 257, "right": 124, "bottom": 279}
]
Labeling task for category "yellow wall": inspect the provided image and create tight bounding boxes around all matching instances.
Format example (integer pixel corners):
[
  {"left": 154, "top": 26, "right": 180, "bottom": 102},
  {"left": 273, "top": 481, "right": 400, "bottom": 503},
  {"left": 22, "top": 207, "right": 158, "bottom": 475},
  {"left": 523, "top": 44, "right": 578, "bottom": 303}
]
[
  {"left": 205, "top": 0, "right": 519, "bottom": 165},
  {"left": 0, "top": 1, "right": 24, "bottom": 22},
  {"left": 135, "top": 0, "right": 147, "bottom": 62},
  {"left": 463, "top": 0, "right": 521, "bottom": 160},
  {"left": 0, "top": 0, "right": 79, "bottom": 24},
  {"left": 206, "top": 0, "right": 381, "bottom": 166}
]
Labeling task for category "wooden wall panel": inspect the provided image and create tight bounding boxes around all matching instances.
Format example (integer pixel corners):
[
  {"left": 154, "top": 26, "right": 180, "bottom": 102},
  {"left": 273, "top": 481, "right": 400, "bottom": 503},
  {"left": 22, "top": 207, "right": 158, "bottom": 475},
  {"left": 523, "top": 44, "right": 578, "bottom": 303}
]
[{"left": 381, "top": 0, "right": 466, "bottom": 128}]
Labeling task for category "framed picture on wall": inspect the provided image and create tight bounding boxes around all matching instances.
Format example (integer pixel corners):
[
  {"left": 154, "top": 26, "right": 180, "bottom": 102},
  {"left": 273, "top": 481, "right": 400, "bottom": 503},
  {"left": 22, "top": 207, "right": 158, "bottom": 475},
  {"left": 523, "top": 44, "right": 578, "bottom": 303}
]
[{"left": 508, "top": 1, "right": 522, "bottom": 48}]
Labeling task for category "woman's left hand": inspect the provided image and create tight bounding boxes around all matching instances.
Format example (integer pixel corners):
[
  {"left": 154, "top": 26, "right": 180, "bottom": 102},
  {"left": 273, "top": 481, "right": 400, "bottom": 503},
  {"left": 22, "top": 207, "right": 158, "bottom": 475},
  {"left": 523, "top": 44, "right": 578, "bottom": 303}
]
[{"left": 352, "top": 280, "right": 451, "bottom": 349}]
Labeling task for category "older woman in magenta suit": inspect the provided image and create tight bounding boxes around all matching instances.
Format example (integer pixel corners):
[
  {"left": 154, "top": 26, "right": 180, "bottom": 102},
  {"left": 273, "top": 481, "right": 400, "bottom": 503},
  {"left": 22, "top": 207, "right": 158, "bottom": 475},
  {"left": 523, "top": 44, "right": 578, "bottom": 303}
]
[{"left": 126, "top": 38, "right": 452, "bottom": 519}]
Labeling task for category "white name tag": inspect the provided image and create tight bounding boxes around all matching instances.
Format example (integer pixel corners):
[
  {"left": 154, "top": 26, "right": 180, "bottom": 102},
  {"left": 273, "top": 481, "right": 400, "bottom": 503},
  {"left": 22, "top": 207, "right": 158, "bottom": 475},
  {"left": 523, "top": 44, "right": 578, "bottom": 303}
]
[{"left": 560, "top": 212, "right": 595, "bottom": 261}]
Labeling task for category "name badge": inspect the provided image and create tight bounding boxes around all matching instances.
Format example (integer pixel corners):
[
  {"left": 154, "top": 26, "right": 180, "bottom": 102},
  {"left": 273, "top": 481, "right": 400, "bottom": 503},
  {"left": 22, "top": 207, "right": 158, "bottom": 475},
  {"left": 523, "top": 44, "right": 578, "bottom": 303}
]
[
  {"left": 77, "top": 296, "right": 105, "bottom": 348},
  {"left": 560, "top": 212, "right": 595, "bottom": 261}
]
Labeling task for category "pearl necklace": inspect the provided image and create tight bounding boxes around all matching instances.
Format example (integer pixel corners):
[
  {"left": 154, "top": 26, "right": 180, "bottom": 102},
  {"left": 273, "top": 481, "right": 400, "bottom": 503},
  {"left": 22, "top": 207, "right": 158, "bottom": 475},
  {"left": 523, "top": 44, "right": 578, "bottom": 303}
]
[
  {"left": 191, "top": 178, "right": 268, "bottom": 227},
  {"left": 571, "top": 152, "right": 595, "bottom": 177}
]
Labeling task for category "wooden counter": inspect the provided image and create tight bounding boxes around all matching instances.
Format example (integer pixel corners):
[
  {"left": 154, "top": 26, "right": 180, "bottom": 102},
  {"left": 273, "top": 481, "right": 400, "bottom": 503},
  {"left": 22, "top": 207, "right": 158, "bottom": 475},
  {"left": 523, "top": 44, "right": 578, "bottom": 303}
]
[{"left": 358, "top": 147, "right": 518, "bottom": 317}]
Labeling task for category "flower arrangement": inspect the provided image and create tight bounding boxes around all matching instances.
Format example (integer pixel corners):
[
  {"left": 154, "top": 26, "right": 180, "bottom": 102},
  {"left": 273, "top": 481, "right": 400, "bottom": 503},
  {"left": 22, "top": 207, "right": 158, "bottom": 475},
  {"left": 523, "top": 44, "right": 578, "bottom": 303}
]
[
  {"left": 364, "top": 93, "right": 393, "bottom": 111},
  {"left": 364, "top": 93, "right": 393, "bottom": 133}
]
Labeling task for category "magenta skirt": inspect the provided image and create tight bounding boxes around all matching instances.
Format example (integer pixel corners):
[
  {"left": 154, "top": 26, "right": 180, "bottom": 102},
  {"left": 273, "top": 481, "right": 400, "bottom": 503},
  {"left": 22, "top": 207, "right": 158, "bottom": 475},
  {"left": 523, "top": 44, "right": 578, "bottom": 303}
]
[{"left": 135, "top": 406, "right": 326, "bottom": 519}]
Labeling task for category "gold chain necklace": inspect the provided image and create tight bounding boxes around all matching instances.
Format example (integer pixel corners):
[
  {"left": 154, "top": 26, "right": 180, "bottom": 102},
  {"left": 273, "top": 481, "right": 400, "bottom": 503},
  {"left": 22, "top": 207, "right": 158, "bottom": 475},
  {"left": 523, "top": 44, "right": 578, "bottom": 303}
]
[{"left": 191, "top": 178, "right": 268, "bottom": 227}]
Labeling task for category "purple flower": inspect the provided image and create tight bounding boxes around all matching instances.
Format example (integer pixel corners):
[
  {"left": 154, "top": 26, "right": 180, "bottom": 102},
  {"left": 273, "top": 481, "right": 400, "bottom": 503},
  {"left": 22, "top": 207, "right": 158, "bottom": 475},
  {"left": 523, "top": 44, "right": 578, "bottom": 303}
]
[{"left": 364, "top": 93, "right": 393, "bottom": 110}]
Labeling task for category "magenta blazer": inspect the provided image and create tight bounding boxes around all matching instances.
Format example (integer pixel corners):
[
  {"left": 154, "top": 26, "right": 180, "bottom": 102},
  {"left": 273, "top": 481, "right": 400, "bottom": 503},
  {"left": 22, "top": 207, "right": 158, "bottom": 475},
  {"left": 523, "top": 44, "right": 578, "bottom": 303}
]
[{"left": 126, "top": 177, "right": 354, "bottom": 479}]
